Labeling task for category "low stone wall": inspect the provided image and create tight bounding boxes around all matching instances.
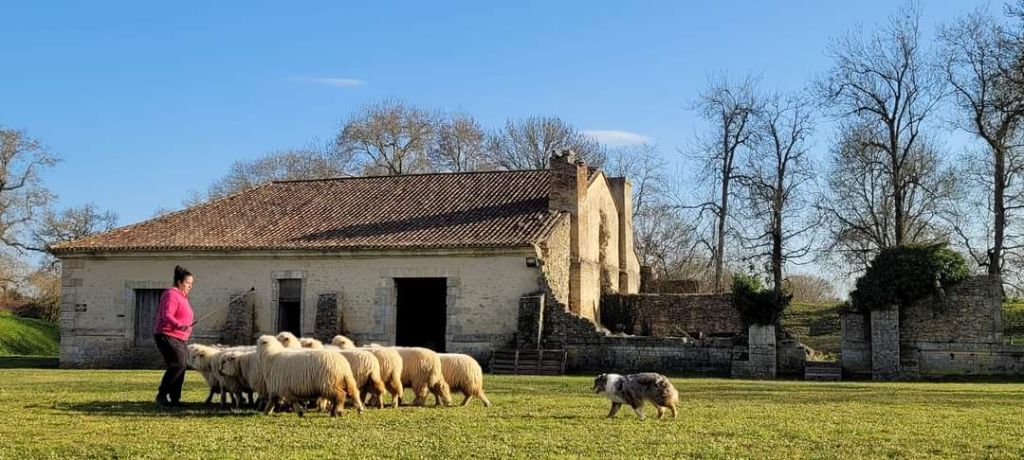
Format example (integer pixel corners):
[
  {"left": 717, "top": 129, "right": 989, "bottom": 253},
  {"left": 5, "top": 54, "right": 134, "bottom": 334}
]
[
  {"left": 914, "top": 342, "right": 1024, "bottom": 377},
  {"left": 600, "top": 293, "right": 742, "bottom": 338},
  {"left": 528, "top": 295, "right": 734, "bottom": 374},
  {"left": 60, "top": 330, "right": 223, "bottom": 369}
]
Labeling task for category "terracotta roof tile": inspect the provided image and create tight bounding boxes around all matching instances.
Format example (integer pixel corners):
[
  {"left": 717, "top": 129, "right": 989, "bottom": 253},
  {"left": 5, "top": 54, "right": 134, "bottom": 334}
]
[{"left": 52, "top": 170, "right": 560, "bottom": 254}]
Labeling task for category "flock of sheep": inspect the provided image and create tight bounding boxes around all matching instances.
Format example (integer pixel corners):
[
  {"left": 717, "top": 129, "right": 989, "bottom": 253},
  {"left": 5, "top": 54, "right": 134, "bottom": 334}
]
[{"left": 186, "top": 332, "right": 491, "bottom": 417}]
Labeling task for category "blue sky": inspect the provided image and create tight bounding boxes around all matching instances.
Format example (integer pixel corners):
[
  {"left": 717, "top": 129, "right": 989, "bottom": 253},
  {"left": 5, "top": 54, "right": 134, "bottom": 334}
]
[{"left": 0, "top": 0, "right": 998, "bottom": 226}]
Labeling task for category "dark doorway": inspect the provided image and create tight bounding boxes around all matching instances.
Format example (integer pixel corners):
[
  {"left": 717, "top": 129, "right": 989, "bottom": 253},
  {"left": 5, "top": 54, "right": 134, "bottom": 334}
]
[
  {"left": 395, "top": 277, "right": 447, "bottom": 352},
  {"left": 277, "top": 279, "right": 302, "bottom": 335},
  {"left": 134, "top": 289, "right": 164, "bottom": 347}
]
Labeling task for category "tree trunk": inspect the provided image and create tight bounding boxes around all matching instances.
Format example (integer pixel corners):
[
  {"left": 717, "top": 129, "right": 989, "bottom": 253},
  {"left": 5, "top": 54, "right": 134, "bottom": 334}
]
[{"left": 991, "top": 148, "right": 1006, "bottom": 275}]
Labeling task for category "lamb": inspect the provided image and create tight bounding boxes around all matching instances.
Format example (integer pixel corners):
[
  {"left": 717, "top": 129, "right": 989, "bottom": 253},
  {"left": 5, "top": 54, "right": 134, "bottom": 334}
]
[
  {"left": 394, "top": 347, "right": 452, "bottom": 406},
  {"left": 438, "top": 353, "right": 492, "bottom": 407},
  {"left": 256, "top": 335, "right": 364, "bottom": 417},
  {"left": 331, "top": 335, "right": 403, "bottom": 408},
  {"left": 300, "top": 338, "right": 324, "bottom": 349},
  {"left": 275, "top": 331, "right": 302, "bottom": 349}
]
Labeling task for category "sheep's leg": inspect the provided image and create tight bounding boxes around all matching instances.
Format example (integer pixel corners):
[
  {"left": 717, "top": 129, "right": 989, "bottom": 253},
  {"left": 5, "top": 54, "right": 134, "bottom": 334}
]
[
  {"left": 461, "top": 393, "right": 473, "bottom": 407},
  {"left": 263, "top": 396, "right": 279, "bottom": 415},
  {"left": 219, "top": 390, "right": 227, "bottom": 409},
  {"left": 478, "top": 391, "right": 492, "bottom": 408},
  {"left": 292, "top": 401, "right": 305, "bottom": 417},
  {"left": 204, "top": 388, "right": 215, "bottom": 406},
  {"left": 412, "top": 385, "right": 428, "bottom": 406},
  {"left": 389, "top": 381, "right": 403, "bottom": 408}
]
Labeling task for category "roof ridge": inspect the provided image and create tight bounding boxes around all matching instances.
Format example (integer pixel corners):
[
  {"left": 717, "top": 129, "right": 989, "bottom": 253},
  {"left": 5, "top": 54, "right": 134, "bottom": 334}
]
[{"left": 271, "top": 168, "right": 547, "bottom": 184}]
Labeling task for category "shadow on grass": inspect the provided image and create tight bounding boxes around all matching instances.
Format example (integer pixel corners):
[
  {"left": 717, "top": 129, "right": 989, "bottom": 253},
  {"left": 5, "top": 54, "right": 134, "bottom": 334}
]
[
  {"left": 0, "top": 356, "right": 59, "bottom": 369},
  {"left": 54, "top": 401, "right": 262, "bottom": 418}
]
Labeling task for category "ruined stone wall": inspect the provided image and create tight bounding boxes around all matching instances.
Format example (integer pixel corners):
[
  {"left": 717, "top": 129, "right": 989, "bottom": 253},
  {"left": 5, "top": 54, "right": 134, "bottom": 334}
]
[
  {"left": 530, "top": 294, "right": 733, "bottom": 374},
  {"left": 600, "top": 293, "right": 742, "bottom": 338},
  {"left": 840, "top": 313, "right": 872, "bottom": 377},
  {"left": 901, "top": 275, "right": 1003, "bottom": 344}
]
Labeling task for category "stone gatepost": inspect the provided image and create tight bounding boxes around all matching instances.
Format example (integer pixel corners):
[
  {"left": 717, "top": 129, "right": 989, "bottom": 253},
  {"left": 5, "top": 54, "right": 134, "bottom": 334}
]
[
  {"left": 731, "top": 324, "right": 777, "bottom": 379},
  {"left": 223, "top": 290, "right": 255, "bottom": 345},
  {"left": 314, "top": 293, "right": 342, "bottom": 343},
  {"left": 870, "top": 308, "right": 899, "bottom": 380},
  {"left": 841, "top": 313, "right": 871, "bottom": 378},
  {"left": 517, "top": 295, "right": 545, "bottom": 349}
]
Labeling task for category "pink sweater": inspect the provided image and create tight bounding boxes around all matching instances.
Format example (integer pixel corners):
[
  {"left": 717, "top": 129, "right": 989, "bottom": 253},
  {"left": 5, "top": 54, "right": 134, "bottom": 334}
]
[{"left": 154, "top": 288, "right": 193, "bottom": 341}]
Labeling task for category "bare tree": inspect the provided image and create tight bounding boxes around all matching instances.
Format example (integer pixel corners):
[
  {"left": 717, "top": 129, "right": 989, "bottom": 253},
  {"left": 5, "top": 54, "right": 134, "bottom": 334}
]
[
  {"left": 783, "top": 274, "right": 839, "bottom": 304},
  {"left": 431, "top": 112, "right": 493, "bottom": 172},
  {"left": 35, "top": 203, "right": 118, "bottom": 251},
  {"left": 939, "top": 7, "right": 1024, "bottom": 275},
  {"left": 737, "top": 92, "right": 816, "bottom": 307},
  {"left": 0, "top": 127, "right": 57, "bottom": 253},
  {"left": 818, "top": 125, "right": 954, "bottom": 269},
  {"left": 608, "top": 144, "right": 708, "bottom": 280},
  {"left": 816, "top": 3, "right": 950, "bottom": 265},
  {"left": 691, "top": 74, "right": 761, "bottom": 292},
  {"left": 206, "top": 146, "right": 351, "bottom": 200},
  {"left": 336, "top": 99, "right": 436, "bottom": 175},
  {"left": 487, "top": 116, "right": 606, "bottom": 170}
]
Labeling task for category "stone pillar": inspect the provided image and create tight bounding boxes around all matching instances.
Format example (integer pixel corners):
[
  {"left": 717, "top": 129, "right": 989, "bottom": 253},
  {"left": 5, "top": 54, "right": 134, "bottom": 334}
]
[
  {"left": 549, "top": 150, "right": 587, "bottom": 313},
  {"left": 314, "top": 293, "right": 342, "bottom": 343},
  {"left": 731, "top": 324, "right": 777, "bottom": 379},
  {"left": 639, "top": 266, "right": 655, "bottom": 293},
  {"left": 517, "top": 295, "right": 545, "bottom": 349},
  {"left": 840, "top": 313, "right": 871, "bottom": 378},
  {"left": 223, "top": 290, "right": 255, "bottom": 345},
  {"left": 871, "top": 308, "right": 900, "bottom": 381}
]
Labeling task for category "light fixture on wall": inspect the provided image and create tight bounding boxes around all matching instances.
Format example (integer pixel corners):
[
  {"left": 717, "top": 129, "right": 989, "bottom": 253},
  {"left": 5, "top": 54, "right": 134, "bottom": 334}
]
[{"left": 526, "top": 257, "right": 539, "bottom": 267}]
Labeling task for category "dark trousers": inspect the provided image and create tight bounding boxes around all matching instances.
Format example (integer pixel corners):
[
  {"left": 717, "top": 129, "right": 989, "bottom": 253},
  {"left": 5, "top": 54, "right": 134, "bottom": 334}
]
[{"left": 154, "top": 333, "right": 188, "bottom": 402}]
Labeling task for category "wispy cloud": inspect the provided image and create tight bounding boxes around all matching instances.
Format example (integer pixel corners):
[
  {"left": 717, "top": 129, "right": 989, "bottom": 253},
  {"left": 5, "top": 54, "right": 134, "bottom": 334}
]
[
  {"left": 291, "top": 76, "right": 367, "bottom": 88},
  {"left": 582, "top": 130, "right": 652, "bottom": 146}
]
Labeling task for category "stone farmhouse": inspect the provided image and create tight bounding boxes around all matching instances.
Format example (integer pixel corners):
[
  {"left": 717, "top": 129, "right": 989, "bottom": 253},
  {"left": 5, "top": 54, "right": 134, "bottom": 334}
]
[{"left": 51, "top": 152, "right": 640, "bottom": 368}]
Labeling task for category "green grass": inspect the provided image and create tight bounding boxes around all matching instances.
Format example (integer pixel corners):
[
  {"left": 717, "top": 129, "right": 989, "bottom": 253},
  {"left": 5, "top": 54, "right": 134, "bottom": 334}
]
[
  {"left": 781, "top": 302, "right": 841, "bottom": 356},
  {"left": 0, "top": 371, "right": 1022, "bottom": 459},
  {"left": 0, "top": 311, "right": 59, "bottom": 356}
]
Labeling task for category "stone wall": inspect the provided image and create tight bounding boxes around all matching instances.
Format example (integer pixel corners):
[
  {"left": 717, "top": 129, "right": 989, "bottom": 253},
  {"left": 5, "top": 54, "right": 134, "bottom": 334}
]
[
  {"left": 840, "top": 313, "right": 871, "bottom": 377},
  {"left": 901, "top": 275, "right": 1003, "bottom": 344},
  {"left": 223, "top": 289, "right": 255, "bottom": 345},
  {"left": 600, "top": 293, "right": 742, "bottom": 338},
  {"left": 731, "top": 325, "right": 776, "bottom": 379},
  {"left": 871, "top": 308, "right": 900, "bottom": 380},
  {"left": 840, "top": 275, "right": 1024, "bottom": 379},
  {"left": 312, "top": 293, "right": 341, "bottom": 343},
  {"left": 527, "top": 294, "right": 734, "bottom": 374}
]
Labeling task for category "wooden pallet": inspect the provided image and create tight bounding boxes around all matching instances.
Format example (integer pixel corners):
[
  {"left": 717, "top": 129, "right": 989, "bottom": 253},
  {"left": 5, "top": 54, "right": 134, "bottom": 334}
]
[
  {"left": 804, "top": 361, "right": 842, "bottom": 381},
  {"left": 490, "top": 349, "right": 567, "bottom": 375}
]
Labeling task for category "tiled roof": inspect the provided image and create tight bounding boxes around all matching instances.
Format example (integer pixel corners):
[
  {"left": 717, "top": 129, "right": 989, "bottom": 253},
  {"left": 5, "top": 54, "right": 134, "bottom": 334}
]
[{"left": 52, "top": 170, "right": 562, "bottom": 254}]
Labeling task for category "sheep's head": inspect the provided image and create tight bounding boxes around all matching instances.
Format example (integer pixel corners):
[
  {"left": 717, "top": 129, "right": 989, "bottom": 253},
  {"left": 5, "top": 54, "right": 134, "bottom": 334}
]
[
  {"left": 187, "top": 344, "right": 216, "bottom": 371},
  {"left": 276, "top": 332, "right": 301, "bottom": 348},
  {"left": 219, "top": 352, "right": 242, "bottom": 377},
  {"left": 331, "top": 335, "right": 356, "bottom": 349},
  {"left": 300, "top": 338, "right": 323, "bottom": 349},
  {"left": 257, "top": 335, "right": 281, "bottom": 354}
]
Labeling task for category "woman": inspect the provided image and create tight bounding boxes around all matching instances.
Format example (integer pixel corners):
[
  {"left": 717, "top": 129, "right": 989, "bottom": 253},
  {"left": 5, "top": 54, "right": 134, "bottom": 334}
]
[{"left": 154, "top": 265, "right": 194, "bottom": 407}]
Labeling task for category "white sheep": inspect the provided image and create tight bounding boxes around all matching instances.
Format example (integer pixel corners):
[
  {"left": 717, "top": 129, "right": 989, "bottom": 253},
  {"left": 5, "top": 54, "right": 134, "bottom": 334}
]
[
  {"left": 300, "top": 338, "right": 324, "bottom": 349},
  {"left": 331, "top": 336, "right": 403, "bottom": 408},
  {"left": 276, "top": 331, "right": 302, "bottom": 349},
  {"left": 212, "top": 351, "right": 254, "bottom": 409},
  {"left": 330, "top": 335, "right": 356, "bottom": 349},
  {"left": 336, "top": 349, "right": 388, "bottom": 409},
  {"left": 437, "top": 353, "right": 492, "bottom": 407},
  {"left": 256, "top": 335, "right": 363, "bottom": 417},
  {"left": 393, "top": 347, "right": 452, "bottom": 407},
  {"left": 187, "top": 344, "right": 233, "bottom": 408}
]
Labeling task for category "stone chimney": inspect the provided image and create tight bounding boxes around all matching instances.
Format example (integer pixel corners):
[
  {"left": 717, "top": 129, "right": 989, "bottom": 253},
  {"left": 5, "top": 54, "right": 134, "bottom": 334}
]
[{"left": 548, "top": 149, "right": 587, "bottom": 313}]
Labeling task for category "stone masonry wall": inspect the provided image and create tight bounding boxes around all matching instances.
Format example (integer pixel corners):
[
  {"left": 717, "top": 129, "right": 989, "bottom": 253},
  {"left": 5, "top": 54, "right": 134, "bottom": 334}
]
[
  {"left": 600, "top": 293, "right": 742, "bottom": 338},
  {"left": 731, "top": 324, "right": 777, "bottom": 379},
  {"left": 871, "top": 308, "right": 900, "bottom": 381},
  {"left": 531, "top": 294, "right": 734, "bottom": 374},
  {"left": 901, "top": 275, "right": 1003, "bottom": 344},
  {"left": 840, "top": 313, "right": 872, "bottom": 377}
]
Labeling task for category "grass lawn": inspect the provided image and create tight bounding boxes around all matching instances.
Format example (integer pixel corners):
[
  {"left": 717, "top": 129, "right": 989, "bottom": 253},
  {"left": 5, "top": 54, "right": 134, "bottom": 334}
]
[
  {"left": 0, "top": 369, "right": 1021, "bottom": 459},
  {"left": 0, "top": 311, "right": 59, "bottom": 356},
  {"left": 780, "top": 302, "right": 841, "bottom": 356}
]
